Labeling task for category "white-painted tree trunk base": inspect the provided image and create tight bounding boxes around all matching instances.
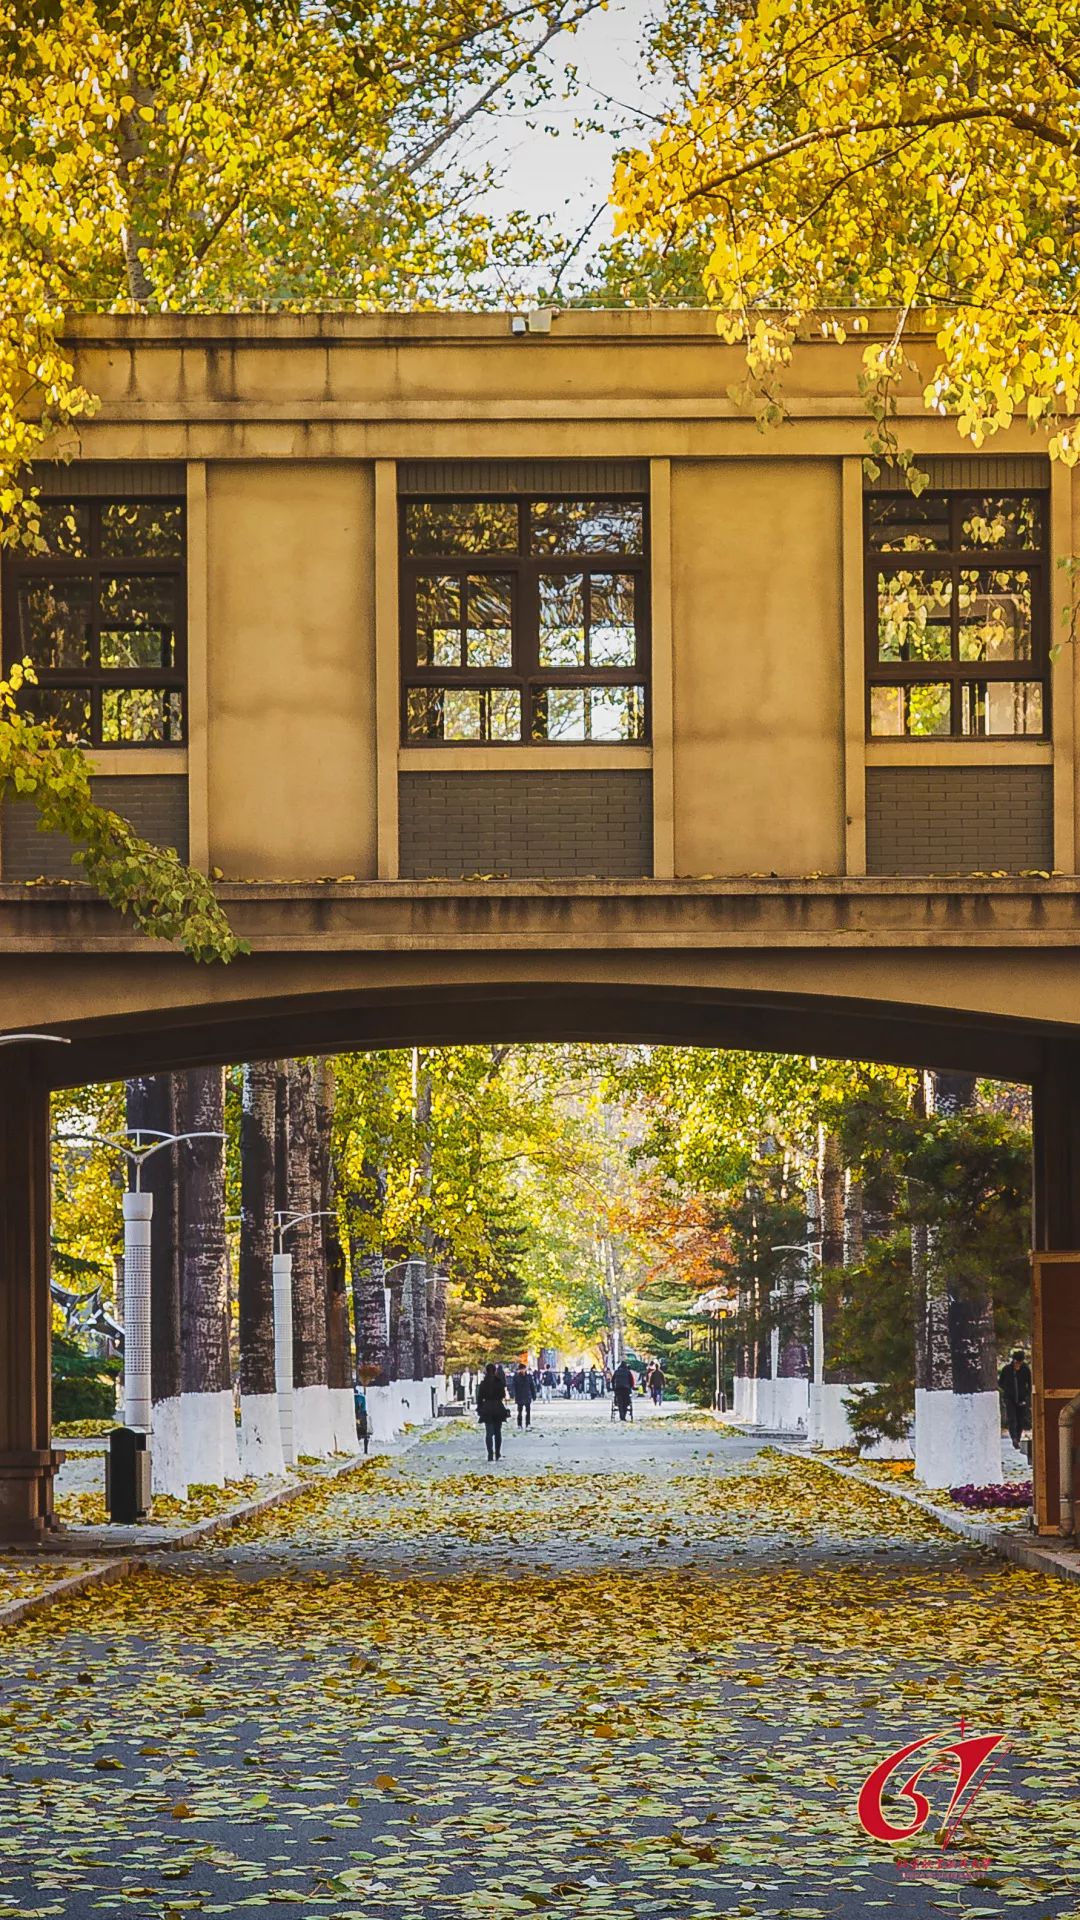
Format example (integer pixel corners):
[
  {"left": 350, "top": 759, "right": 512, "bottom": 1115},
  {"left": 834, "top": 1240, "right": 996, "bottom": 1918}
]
[
  {"left": 151, "top": 1396, "right": 187, "bottom": 1499},
  {"left": 732, "top": 1374, "right": 750, "bottom": 1421},
  {"left": 809, "top": 1381, "right": 869, "bottom": 1450},
  {"left": 363, "top": 1384, "right": 398, "bottom": 1442},
  {"left": 238, "top": 1393, "right": 286, "bottom": 1479},
  {"left": 396, "top": 1382, "right": 428, "bottom": 1425},
  {"left": 328, "top": 1386, "right": 359, "bottom": 1453},
  {"left": 914, "top": 1388, "right": 1002, "bottom": 1489},
  {"left": 180, "top": 1391, "right": 241, "bottom": 1487},
  {"left": 772, "top": 1378, "right": 811, "bottom": 1432},
  {"left": 292, "top": 1384, "right": 336, "bottom": 1458},
  {"left": 755, "top": 1379, "right": 774, "bottom": 1428}
]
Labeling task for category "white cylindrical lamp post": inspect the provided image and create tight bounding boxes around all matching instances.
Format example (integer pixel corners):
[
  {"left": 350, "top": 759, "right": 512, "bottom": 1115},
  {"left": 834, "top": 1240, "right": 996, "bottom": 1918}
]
[
  {"left": 273, "top": 1249, "right": 295, "bottom": 1467},
  {"left": 122, "top": 1189, "right": 153, "bottom": 1430}
]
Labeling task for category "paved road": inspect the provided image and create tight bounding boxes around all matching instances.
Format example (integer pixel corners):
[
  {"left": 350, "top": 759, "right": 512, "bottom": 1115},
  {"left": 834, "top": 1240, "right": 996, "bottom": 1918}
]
[{"left": 1, "top": 1401, "right": 1077, "bottom": 1919}]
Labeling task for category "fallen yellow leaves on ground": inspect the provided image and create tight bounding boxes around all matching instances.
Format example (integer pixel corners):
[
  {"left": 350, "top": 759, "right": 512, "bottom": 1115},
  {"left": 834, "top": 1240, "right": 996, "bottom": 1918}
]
[{"left": 0, "top": 1422, "right": 1076, "bottom": 1920}]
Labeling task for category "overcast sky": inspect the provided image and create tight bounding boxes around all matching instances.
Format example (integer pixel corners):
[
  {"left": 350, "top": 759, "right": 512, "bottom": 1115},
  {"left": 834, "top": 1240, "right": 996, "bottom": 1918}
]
[{"left": 477, "top": 0, "right": 669, "bottom": 276}]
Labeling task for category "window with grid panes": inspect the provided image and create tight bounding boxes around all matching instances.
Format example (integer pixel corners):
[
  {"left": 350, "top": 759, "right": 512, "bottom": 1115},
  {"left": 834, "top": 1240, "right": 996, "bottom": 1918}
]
[
  {"left": 2, "top": 497, "right": 185, "bottom": 746},
  {"left": 865, "top": 490, "right": 1048, "bottom": 738},
  {"left": 400, "top": 496, "right": 648, "bottom": 743}
]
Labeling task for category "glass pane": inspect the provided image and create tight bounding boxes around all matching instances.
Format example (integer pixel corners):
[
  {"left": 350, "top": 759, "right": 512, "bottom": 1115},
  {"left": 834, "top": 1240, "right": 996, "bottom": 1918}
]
[
  {"left": 532, "top": 685, "right": 646, "bottom": 741},
  {"left": 589, "top": 574, "right": 636, "bottom": 666},
  {"left": 15, "top": 578, "right": 93, "bottom": 668},
  {"left": 957, "top": 567, "right": 1032, "bottom": 661},
  {"left": 488, "top": 688, "right": 522, "bottom": 741},
  {"left": 958, "top": 494, "right": 1042, "bottom": 550},
  {"left": 19, "top": 686, "right": 91, "bottom": 741},
  {"left": 961, "top": 680, "right": 1044, "bottom": 737},
  {"left": 869, "top": 683, "right": 951, "bottom": 736},
  {"left": 101, "top": 688, "right": 184, "bottom": 744},
  {"left": 441, "top": 688, "right": 484, "bottom": 740},
  {"left": 529, "top": 500, "right": 644, "bottom": 556},
  {"left": 404, "top": 501, "right": 518, "bottom": 556},
  {"left": 406, "top": 687, "right": 442, "bottom": 739},
  {"left": 535, "top": 686, "right": 587, "bottom": 740},
  {"left": 35, "top": 501, "right": 90, "bottom": 556},
  {"left": 465, "top": 575, "right": 513, "bottom": 668},
  {"left": 876, "top": 570, "right": 952, "bottom": 662},
  {"left": 100, "top": 501, "right": 184, "bottom": 557},
  {"left": 99, "top": 576, "right": 177, "bottom": 669},
  {"left": 415, "top": 576, "right": 461, "bottom": 666},
  {"left": 867, "top": 494, "right": 950, "bottom": 551},
  {"left": 539, "top": 574, "right": 586, "bottom": 667}
]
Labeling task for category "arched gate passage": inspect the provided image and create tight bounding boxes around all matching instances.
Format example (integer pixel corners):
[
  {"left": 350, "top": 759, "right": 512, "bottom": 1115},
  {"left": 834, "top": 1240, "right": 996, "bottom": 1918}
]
[{"left": 2, "top": 953, "right": 1080, "bottom": 1545}]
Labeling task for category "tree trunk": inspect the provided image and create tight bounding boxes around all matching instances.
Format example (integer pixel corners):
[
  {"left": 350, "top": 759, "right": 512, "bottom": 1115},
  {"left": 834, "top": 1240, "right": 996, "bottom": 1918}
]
[
  {"left": 238, "top": 1060, "right": 284, "bottom": 1475},
  {"left": 176, "top": 1066, "right": 237, "bottom": 1485},
  {"left": 313, "top": 1060, "right": 354, "bottom": 1450},
  {"left": 429, "top": 1266, "right": 449, "bottom": 1383},
  {"left": 814, "top": 1128, "right": 861, "bottom": 1446},
  {"left": 914, "top": 1070, "right": 1002, "bottom": 1487},
  {"left": 126, "top": 1073, "right": 185, "bottom": 1496},
  {"left": 286, "top": 1059, "right": 331, "bottom": 1456}
]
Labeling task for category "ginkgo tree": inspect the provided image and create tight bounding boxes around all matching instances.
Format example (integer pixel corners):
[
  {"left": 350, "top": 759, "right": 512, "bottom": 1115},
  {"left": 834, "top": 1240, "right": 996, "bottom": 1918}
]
[{"left": 611, "top": 0, "right": 1080, "bottom": 471}]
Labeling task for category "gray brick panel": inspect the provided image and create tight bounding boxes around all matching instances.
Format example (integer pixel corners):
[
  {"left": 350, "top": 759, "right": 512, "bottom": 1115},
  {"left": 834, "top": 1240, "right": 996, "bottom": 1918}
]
[
  {"left": 399, "top": 770, "right": 652, "bottom": 878},
  {"left": 866, "top": 767, "right": 1052, "bottom": 874},
  {"left": 1, "top": 776, "right": 189, "bottom": 880}
]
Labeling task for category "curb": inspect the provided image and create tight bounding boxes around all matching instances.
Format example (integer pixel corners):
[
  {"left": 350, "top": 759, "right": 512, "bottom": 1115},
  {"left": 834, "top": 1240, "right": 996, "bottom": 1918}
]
[
  {"left": 779, "top": 1444, "right": 1080, "bottom": 1589},
  {"left": 0, "top": 1419, "right": 438, "bottom": 1631}
]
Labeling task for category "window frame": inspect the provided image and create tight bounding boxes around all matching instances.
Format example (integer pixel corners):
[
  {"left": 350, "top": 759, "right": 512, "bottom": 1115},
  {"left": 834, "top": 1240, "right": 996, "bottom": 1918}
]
[
  {"left": 1, "top": 495, "right": 187, "bottom": 749},
  {"left": 864, "top": 488, "right": 1050, "bottom": 741},
  {"left": 399, "top": 493, "right": 650, "bottom": 745}
]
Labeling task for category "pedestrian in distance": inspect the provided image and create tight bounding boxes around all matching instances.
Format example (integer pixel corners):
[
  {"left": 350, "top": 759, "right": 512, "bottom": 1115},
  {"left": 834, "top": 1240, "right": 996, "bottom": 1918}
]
[
  {"left": 353, "top": 1378, "right": 370, "bottom": 1454},
  {"left": 477, "top": 1363, "right": 509, "bottom": 1461},
  {"left": 650, "top": 1362, "right": 665, "bottom": 1407},
  {"left": 999, "top": 1348, "right": 1033, "bottom": 1449},
  {"left": 612, "top": 1359, "right": 634, "bottom": 1422},
  {"left": 562, "top": 1366, "right": 573, "bottom": 1400},
  {"left": 512, "top": 1359, "right": 537, "bottom": 1429}
]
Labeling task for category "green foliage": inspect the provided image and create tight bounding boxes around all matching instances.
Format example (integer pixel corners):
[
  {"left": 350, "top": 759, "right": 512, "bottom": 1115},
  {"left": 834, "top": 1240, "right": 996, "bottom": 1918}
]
[{"left": 52, "top": 1331, "right": 120, "bottom": 1421}]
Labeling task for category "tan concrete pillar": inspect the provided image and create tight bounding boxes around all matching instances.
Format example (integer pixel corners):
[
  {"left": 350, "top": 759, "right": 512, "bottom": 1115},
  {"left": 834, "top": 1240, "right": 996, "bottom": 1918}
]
[
  {"left": 1031, "top": 1043, "right": 1080, "bottom": 1533},
  {"left": 0, "top": 1051, "right": 58, "bottom": 1540}
]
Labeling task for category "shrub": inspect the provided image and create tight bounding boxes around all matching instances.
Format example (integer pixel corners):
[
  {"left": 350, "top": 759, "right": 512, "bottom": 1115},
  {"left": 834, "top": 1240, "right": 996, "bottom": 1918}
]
[
  {"left": 949, "top": 1481, "right": 1032, "bottom": 1510},
  {"left": 52, "top": 1332, "right": 120, "bottom": 1422}
]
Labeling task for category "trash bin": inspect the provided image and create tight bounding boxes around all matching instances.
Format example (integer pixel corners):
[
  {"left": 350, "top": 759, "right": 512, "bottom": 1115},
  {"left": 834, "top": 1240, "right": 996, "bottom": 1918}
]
[{"left": 106, "top": 1427, "right": 152, "bottom": 1523}]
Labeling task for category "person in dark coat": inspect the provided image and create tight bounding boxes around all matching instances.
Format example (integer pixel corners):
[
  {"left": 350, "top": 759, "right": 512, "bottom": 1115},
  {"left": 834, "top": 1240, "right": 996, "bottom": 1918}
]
[
  {"left": 649, "top": 1362, "right": 666, "bottom": 1407},
  {"left": 999, "top": 1348, "right": 1032, "bottom": 1448},
  {"left": 477, "top": 1362, "right": 509, "bottom": 1461},
  {"left": 612, "top": 1359, "right": 634, "bottom": 1422},
  {"left": 512, "top": 1360, "right": 537, "bottom": 1429}
]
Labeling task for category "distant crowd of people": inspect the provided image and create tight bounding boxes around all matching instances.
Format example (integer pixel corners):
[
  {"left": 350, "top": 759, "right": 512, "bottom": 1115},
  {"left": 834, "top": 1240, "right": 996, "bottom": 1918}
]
[{"left": 466, "top": 1356, "right": 668, "bottom": 1459}]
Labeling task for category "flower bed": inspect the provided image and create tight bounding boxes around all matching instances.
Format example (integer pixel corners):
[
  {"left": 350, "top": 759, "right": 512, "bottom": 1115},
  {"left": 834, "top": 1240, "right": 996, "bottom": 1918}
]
[{"left": 949, "top": 1481, "right": 1033, "bottom": 1510}]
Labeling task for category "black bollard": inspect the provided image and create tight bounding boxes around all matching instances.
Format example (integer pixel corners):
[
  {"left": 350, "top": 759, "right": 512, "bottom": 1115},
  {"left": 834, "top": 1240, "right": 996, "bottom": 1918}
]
[{"left": 106, "top": 1427, "right": 152, "bottom": 1524}]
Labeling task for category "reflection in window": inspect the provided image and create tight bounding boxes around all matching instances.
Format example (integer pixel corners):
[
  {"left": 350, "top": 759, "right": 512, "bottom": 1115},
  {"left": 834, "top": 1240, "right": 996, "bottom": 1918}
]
[
  {"left": 415, "top": 575, "right": 461, "bottom": 665},
  {"left": 36, "top": 502, "right": 90, "bottom": 556},
  {"left": 100, "top": 502, "right": 184, "bottom": 557},
  {"left": 532, "top": 685, "right": 646, "bottom": 742},
  {"left": 20, "top": 686, "right": 92, "bottom": 741},
  {"left": 406, "top": 685, "right": 522, "bottom": 742},
  {"left": 866, "top": 486, "right": 1047, "bottom": 741},
  {"left": 101, "top": 688, "right": 184, "bottom": 744},
  {"left": 464, "top": 576, "right": 513, "bottom": 668},
  {"left": 3, "top": 494, "right": 186, "bottom": 747},
  {"left": 405, "top": 500, "right": 518, "bottom": 556},
  {"left": 957, "top": 568, "right": 1031, "bottom": 661},
  {"left": 539, "top": 575, "right": 586, "bottom": 667},
  {"left": 877, "top": 571, "right": 952, "bottom": 661},
  {"left": 16, "top": 578, "right": 94, "bottom": 668},
  {"left": 958, "top": 494, "right": 1041, "bottom": 549},
  {"left": 961, "top": 680, "right": 1044, "bottom": 737},
  {"left": 529, "top": 499, "right": 644, "bottom": 556},
  {"left": 869, "top": 683, "right": 952, "bottom": 737},
  {"left": 867, "top": 494, "right": 951, "bottom": 552},
  {"left": 589, "top": 574, "right": 636, "bottom": 665}
]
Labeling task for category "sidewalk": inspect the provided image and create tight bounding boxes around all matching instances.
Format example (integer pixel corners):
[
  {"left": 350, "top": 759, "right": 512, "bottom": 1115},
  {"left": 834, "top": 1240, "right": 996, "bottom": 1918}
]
[{"left": 0, "top": 1418, "right": 437, "bottom": 1628}]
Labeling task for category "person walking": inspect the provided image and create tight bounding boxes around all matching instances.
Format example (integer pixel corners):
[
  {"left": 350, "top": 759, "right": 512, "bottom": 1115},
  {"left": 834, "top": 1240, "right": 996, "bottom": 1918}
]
[
  {"left": 999, "top": 1348, "right": 1033, "bottom": 1449},
  {"left": 650, "top": 1361, "right": 666, "bottom": 1407},
  {"left": 477, "top": 1363, "right": 509, "bottom": 1461},
  {"left": 512, "top": 1360, "right": 537, "bottom": 1429},
  {"left": 612, "top": 1359, "right": 634, "bottom": 1423},
  {"left": 562, "top": 1366, "right": 573, "bottom": 1400}
]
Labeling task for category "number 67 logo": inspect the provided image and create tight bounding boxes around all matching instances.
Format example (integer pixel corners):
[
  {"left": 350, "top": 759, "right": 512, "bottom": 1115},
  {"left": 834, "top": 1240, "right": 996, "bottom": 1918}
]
[{"left": 857, "top": 1730, "right": 1009, "bottom": 1844}]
